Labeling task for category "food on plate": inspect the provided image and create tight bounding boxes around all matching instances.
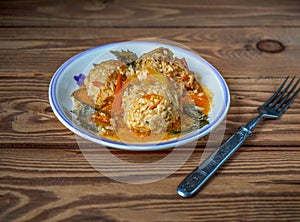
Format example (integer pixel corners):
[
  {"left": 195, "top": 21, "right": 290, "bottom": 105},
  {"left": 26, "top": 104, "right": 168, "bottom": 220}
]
[
  {"left": 121, "top": 74, "right": 180, "bottom": 137},
  {"left": 71, "top": 47, "right": 210, "bottom": 142}
]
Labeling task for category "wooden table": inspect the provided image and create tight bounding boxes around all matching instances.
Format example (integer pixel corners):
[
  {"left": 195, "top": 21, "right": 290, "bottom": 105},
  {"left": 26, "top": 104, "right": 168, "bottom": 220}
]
[{"left": 1, "top": 1, "right": 300, "bottom": 221}]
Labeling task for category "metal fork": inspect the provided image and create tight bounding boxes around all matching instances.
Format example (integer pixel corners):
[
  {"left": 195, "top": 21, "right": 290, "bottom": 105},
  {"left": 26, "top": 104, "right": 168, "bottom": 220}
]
[{"left": 177, "top": 76, "right": 300, "bottom": 198}]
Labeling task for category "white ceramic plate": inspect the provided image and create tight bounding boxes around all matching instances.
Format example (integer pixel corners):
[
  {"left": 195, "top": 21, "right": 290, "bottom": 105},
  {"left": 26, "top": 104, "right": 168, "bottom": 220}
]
[{"left": 49, "top": 41, "right": 230, "bottom": 150}]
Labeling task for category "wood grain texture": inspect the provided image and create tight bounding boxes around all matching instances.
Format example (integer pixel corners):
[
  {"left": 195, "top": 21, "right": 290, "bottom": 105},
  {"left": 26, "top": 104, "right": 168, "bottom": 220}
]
[
  {"left": 0, "top": 27, "right": 299, "bottom": 76},
  {"left": 1, "top": 0, "right": 300, "bottom": 221},
  {"left": 0, "top": 148, "right": 300, "bottom": 221},
  {"left": 2, "top": 27, "right": 300, "bottom": 147},
  {"left": 1, "top": 75, "right": 299, "bottom": 147},
  {"left": 0, "top": 0, "right": 300, "bottom": 28}
]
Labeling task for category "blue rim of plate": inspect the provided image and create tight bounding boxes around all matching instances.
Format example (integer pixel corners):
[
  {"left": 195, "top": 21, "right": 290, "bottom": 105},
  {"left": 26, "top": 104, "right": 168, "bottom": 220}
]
[{"left": 49, "top": 41, "right": 230, "bottom": 150}]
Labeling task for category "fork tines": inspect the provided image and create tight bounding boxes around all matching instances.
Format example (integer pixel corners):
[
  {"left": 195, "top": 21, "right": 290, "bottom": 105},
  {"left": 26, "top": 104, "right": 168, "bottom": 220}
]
[{"left": 265, "top": 76, "right": 300, "bottom": 113}]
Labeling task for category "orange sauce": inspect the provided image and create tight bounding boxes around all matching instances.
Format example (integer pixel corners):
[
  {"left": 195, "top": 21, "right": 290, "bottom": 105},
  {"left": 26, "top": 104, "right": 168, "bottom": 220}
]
[
  {"left": 105, "top": 84, "right": 211, "bottom": 143},
  {"left": 76, "top": 74, "right": 211, "bottom": 143}
]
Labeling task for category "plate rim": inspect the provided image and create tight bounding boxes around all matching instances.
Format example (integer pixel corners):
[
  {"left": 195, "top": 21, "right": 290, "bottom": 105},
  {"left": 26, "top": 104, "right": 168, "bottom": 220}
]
[{"left": 49, "top": 41, "right": 230, "bottom": 151}]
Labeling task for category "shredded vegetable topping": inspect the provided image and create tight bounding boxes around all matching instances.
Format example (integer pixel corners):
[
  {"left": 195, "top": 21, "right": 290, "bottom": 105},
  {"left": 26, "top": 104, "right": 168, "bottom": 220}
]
[{"left": 71, "top": 47, "right": 210, "bottom": 142}]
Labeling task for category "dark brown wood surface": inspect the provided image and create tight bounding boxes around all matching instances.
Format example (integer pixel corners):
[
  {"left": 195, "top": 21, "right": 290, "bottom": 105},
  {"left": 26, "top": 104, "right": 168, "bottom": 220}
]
[{"left": 1, "top": 0, "right": 300, "bottom": 221}]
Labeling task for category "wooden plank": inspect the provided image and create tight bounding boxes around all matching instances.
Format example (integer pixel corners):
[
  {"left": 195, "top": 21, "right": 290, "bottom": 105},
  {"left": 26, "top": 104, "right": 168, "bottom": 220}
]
[
  {"left": 1, "top": 0, "right": 299, "bottom": 221},
  {"left": 0, "top": 148, "right": 300, "bottom": 221},
  {"left": 0, "top": 76, "right": 299, "bottom": 147},
  {"left": 0, "top": 0, "right": 299, "bottom": 28},
  {"left": 0, "top": 27, "right": 299, "bottom": 147},
  {"left": 0, "top": 27, "right": 299, "bottom": 76},
  {"left": 0, "top": 28, "right": 299, "bottom": 147}
]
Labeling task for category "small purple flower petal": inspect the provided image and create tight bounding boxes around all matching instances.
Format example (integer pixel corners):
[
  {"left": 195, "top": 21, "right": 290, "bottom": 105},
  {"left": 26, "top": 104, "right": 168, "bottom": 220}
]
[{"left": 73, "top": 73, "right": 85, "bottom": 86}]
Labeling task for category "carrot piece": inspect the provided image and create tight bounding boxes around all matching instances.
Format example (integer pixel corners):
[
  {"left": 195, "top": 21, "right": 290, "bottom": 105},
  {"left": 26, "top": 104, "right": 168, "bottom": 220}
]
[
  {"left": 111, "top": 76, "right": 133, "bottom": 116},
  {"left": 142, "top": 94, "right": 164, "bottom": 109},
  {"left": 190, "top": 94, "right": 210, "bottom": 114},
  {"left": 142, "top": 94, "right": 157, "bottom": 100},
  {"left": 93, "top": 113, "right": 110, "bottom": 123},
  {"left": 115, "top": 73, "right": 122, "bottom": 95},
  {"left": 101, "top": 104, "right": 112, "bottom": 112},
  {"left": 182, "top": 75, "right": 190, "bottom": 81},
  {"left": 92, "top": 81, "right": 101, "bottom": 87},
  {"left": 112, "top": 92, "right": 123, "bottom": 115}
]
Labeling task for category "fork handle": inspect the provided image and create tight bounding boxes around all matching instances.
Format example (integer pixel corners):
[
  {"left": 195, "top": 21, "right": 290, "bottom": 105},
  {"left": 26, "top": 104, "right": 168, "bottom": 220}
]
[{"left": 177, "top": 126, "right": 252, "bottom": 198}]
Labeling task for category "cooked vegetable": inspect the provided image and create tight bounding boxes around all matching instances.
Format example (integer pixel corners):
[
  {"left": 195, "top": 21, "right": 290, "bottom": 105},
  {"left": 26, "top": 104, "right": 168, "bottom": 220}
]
[
  {"left": 114, "top": 73, "right": 123, "bottom": 95},
  {"left": 71, "top": 47, "right": 210, "bottom": 142},
  {"left": 182, "top": 103, "right": 209, "bottom": 128},
  {"left": 110, "top": 50, "right": 138, "bottom": 65},
  {"left": 72, "top": 88, "right": 94, "bottom": 107},
  {"left": 190, "top": 94, "right": 210, "bottom": 115}
]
